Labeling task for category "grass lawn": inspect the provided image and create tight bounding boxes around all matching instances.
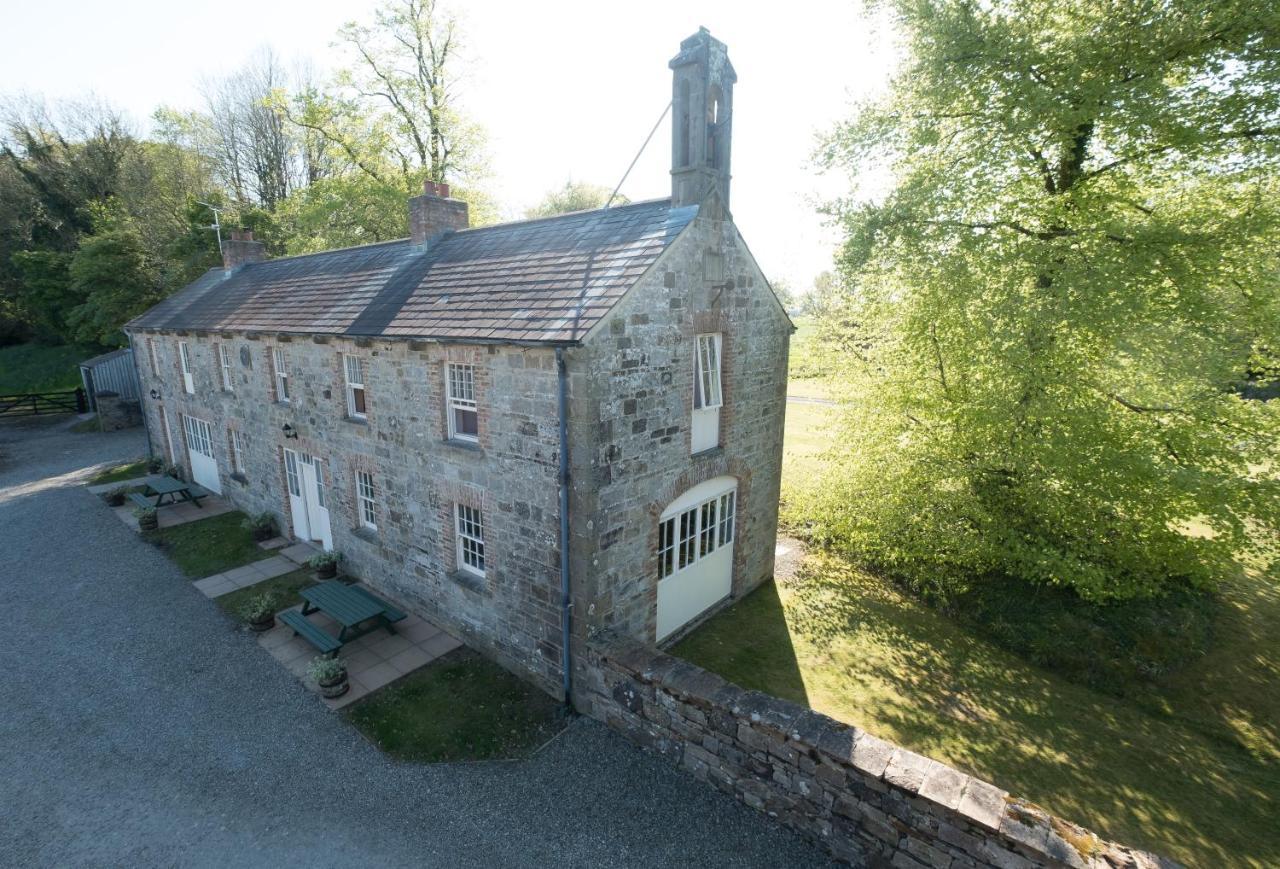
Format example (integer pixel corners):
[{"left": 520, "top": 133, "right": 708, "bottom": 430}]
[
  {"left": 0, "top": 343, "right": 98, "bottom": 394},
  {"left": 89, "top": 459, "right": 148, "bottom": 485},
  {"left": 143, "top": 511, "right": 275, "bottom": 578},
  {"left": 214, "top": 569, "right": 316, "bottom": 623},
  {"left": 674, "top": 395, "right": 1280, "bottom": 867},
  {"left": 346, "top": 648, "right": 566, "bottom": 762}
]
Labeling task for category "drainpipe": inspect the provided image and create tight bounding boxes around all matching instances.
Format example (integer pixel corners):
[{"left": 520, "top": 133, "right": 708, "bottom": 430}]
[
  {"left": 556, "top": 346, "right": 573, "bottom": 706},
  {"left": 126, "top": 333, "right": 153, "bottom": 459}
]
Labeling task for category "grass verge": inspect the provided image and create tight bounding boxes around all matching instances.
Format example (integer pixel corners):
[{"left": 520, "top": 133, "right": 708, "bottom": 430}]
[
  {"left": 346, "top": 647, "right": 566, "bottom": 763},
  {"left": 143, "top": 511, "right": 275, "bottom": 578},
  {"left": 89, "top": 459, "right": 148, "bottom": 485},
  {"left": 214, "top": 569, "right": 317, "bottom": 623}
]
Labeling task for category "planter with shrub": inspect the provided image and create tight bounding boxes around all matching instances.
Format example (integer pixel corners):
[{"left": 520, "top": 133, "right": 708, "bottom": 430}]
[
  {"left": 308, "top": 655, "right": 349, "bottom": 698},
  {"left": 242, "top": 512, "right": 277, "bottom": 542},
  {"left": 103, "top": 486, "right": 128, "bottom": 507},
  {"left": 146, "top": 456, "right": 164, "bottom": 474},
  {"left": 240, "top": 593, "right": 278, "bottom": 632},
  {"left": 309, "top": 551, "right": 343, "bottom": 580},
  {"left": 135, "top": 506, "right": 158, "bottom": 531}
]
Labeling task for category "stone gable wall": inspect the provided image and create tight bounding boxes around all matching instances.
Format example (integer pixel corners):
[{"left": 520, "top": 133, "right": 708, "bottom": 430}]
[
  {"left": 130, "top": 329, "right": 567, "bottom": 694},
  {"left": 577, "top": 636, "right": 1179, "bottom": 869},
  {"left": 567, "top": 208, "right": 791, "bottom": 643}
]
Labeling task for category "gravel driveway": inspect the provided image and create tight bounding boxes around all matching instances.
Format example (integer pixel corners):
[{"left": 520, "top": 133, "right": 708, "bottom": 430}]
[{"left": 0, "top": 417, "right": 832, "bottom": 869}]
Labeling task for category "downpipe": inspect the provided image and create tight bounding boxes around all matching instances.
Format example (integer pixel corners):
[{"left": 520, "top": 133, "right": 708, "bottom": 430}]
[{"left": 556, "top": 347, "right": 573, "bottom": 706}]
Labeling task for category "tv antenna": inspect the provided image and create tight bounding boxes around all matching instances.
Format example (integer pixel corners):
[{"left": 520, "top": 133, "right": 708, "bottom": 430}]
[{"left": 196, "top": 200, "right": 223, "bottom": 251}]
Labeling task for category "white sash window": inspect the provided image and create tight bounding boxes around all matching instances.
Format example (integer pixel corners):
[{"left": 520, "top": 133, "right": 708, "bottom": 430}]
[{"left": 344, "top": 354, "right": 367, "bottom": 419}]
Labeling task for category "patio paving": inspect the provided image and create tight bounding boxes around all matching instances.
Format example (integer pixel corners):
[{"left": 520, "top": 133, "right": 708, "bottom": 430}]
[
  {"left": 193, "top": 555, "right": 298, "bottom": 598},
  {"left": 105, "top": 491, "right": 236, "bottom": 530},
  {"left": 280, "top": 540, "right": 320, "bottom": 564},
  {"left": 258, "top": 591, "right": 462, "bottom": 709}
]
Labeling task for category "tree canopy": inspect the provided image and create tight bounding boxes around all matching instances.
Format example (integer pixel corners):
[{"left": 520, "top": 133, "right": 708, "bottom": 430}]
[
  {"left": 816, "top": 0, "right": 1280, "bottom": 601},
  {"left": 525, "top": 180, "right": 622, "bottom": 218}
]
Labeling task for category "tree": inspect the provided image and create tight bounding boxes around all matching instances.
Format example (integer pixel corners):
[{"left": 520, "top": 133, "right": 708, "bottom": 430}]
[
  {"left": 525, "top": 180, "right": 620, "bottom": 218},
  {"left": 66, "top": 223, "right": 161, "bottom": 346},
  {"left": 817, "top": 0, "right": 1280, "bottom": 601}
]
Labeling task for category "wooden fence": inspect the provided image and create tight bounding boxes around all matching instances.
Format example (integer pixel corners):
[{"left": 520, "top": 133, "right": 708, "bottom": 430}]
[{"left": 0, "top": 388, "right": 88, "bottom": 418}]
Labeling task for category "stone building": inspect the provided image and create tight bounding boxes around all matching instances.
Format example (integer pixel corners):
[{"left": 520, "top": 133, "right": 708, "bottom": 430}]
[{"left": 126, "top": 28, "right": 791, "bottom": 699}]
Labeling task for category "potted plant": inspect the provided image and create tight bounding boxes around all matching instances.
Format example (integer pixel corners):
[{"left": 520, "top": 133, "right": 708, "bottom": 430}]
[
  {"left": 309, "top": 551, "right": 343, "bottom": 580},
  {"left": 103, "top": 486, "right": 128, "bottom": 507},
  {"left": 146, "top": 456, "right": 164, "bottom": 474},
  {"left": 135, "top": 506, "right": 158, "bottom": 531},
  {"left": 242, "top": 511, "right": 277, "bottom": 542},
  {"left": 240, "top": 593, "right": 277, "bottom": 632},
  {"left": 307, "top": 655, "right": 349, "bottom": 698},
  {"left": 163, "top": 462, "right": 185, "bottom": 481}
]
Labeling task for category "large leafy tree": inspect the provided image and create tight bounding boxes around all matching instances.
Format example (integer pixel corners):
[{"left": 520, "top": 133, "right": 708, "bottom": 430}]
[{"left": 818, "top": 0, "right": 1280, "bottom": 601}]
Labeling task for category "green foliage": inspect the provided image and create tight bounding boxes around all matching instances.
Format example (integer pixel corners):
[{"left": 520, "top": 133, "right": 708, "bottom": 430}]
[
  {"left": 67, "top": 225, "right": 160, "bottom": 346},
  {"left": 10, "top": 250, "right": 76, "bottom": 341},
  {"left": 525, "top": 180, "right": 621, "bottom": 218},
  {"left": 143, "top": 511, "right": 275, "bottom": 578},
  {"left": 817, "top": 0, "right": 1280, "bottom": 601},
  {"left": 0, "top": 342, "right": 95, "bottom": 393}
]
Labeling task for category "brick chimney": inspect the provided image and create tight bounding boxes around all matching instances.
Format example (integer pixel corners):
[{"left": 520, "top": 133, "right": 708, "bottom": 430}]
[
  {"left": 221, "top": 229, "right": 266, "bottom": 275},
  {"left": 409, "top": 180, "right": 469, "bottom": 246}
]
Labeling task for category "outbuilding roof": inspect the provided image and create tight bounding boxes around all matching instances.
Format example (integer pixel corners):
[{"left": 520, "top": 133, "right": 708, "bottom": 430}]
[{"left": 128, "top": 198, "right": 697, "bottom": 344}]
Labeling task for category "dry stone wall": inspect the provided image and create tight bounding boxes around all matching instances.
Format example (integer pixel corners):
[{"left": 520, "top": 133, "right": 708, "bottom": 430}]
[{"left": 576, "top": 635, "right": 1180, "bottom": 869}]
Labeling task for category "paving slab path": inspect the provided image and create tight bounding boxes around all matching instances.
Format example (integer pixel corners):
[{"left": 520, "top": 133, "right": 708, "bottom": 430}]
[{"left": 0, "top": 416, "right": 832, "bottom": 869}]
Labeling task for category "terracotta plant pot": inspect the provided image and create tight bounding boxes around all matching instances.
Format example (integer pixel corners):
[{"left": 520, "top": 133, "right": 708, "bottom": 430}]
[
  {"left": 249, "top": 613, "right": 275, "bottom": 633},
  {"left": 315, "top": 563, "right": 338, "bottom": 580},
  {"left": 318, "top": 673, "right": 349, "bottom": 698}
]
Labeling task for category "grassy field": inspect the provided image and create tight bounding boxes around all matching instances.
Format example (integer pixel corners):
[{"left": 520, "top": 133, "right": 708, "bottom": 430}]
[
  {"left": 89, "top": 459, "right": 148, "bottom": 485},
  {"left": 0, "top": 343, "right": 98, "bottom": 394},
  {"left": 143, "top": 511, "right": 275, "bottom": 578},
  {"left": 347, "top": 648, "right": 566, "bottom": 762},
  {"left": 675, "top": 395, "right": 1280, "bottom": 868},
  {"left": 215, "top": 569, "right": 317, "bottom": 623}
]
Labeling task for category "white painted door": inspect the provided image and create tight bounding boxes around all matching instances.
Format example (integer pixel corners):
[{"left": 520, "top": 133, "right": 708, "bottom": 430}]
[
  {"left": 656, "top": 476, "right": 737, "bottom": 641},
  {"left": 182, "top": 415, "right": 221, "bottom": 494},
  {"left": 284, "top": 448, "right": 309, "bottom": 541},
  {"left": 299, "top": 454, "right": 333, "bottom": 551}
]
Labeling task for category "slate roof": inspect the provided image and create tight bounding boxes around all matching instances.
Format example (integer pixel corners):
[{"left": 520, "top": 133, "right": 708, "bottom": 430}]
[{"left": 128, "top": 199, "right": 698, "bottom": 344}]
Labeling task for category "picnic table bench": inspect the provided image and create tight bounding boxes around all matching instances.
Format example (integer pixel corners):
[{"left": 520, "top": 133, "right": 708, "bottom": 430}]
[
  {"left": 282, "top": 581, "right": 407, "bottom": 655},
  {"left": 136, "top": 476, "right": 210, "bottom": 508}
]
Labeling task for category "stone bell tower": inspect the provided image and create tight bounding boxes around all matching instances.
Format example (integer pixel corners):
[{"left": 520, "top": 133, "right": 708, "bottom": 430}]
[{"left": 670, "top": 28, "right": 737, "bottom": 210}]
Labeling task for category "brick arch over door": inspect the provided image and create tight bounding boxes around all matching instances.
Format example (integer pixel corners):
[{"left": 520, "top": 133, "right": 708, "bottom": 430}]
[{"left": 645, "top": 456, "right": 754, "bottom": 642}]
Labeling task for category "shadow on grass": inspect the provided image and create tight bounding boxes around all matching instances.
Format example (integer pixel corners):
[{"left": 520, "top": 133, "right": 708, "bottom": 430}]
[{"left": 674, "top": 552, "right": 1280, "bottom": 868}]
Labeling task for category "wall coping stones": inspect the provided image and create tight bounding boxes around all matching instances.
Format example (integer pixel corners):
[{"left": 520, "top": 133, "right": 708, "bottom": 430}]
[{"left": 586, "top": 634, "right": 1182, "bottom": 869}]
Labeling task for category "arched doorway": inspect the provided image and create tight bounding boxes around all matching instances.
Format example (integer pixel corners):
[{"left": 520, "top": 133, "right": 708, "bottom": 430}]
[{"left": 656, "top": 475, "right": 737, "bottom": 641}]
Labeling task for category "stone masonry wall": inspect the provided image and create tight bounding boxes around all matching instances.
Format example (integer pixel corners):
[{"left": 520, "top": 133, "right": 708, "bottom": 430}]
[
  {"left": 567, "top": 203, "right": 791, "bottom": 644},
  {"left": 578, "top": 636, "right": 1180, "bottom": 869},
  {"left": 130, "top": 328, "right": 567, "bottom": 695}
]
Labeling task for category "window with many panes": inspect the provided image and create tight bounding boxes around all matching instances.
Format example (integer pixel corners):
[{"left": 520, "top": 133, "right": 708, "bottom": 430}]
[
  {"left": 446, "top": 363, "right": 478, "bottom": 441},
  {"left": 356, "top": 471, "right": 376, "bottom": 530},
  {"left": 272, "top": 348, "right": 290, "bottom": 402},
  {"left": 657, "top": 488, "right": 736, "bottom": 580},
  {"left": 284, "top": 448, "right": 301, "bottom": 497},
  {"left": 219, "top": 344, "right": 234, "bottom": 391},
  {"left": 455, "top": 504, "right": 485, "bottom": 576},
  {"left": 230, "top": 429, "right": 246, "bottom": 475},
  {"left": 344, "top": 354, "right": 367, "bottom": 419},
  {"left": 179, "top": 341, "right": 194, "bottom": 394},
  {"left": 693, "top": 333, "right": 722, "bottom": 410}
]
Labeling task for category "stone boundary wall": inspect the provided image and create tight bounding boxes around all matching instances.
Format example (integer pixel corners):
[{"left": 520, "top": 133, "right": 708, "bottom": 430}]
[{"left": 575, "top": 636, "right": 1179, "bottom": 869}]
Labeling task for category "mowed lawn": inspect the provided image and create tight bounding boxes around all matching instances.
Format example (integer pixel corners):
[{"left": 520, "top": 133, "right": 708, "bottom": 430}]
[{"left": 675, "top": 394, "right": 1280, "bottom": 868}]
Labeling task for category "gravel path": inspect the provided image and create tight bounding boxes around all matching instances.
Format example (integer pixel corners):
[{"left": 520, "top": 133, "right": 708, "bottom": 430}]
[{"left": 0, "top": 417, "right": 832, "bottom": 869}]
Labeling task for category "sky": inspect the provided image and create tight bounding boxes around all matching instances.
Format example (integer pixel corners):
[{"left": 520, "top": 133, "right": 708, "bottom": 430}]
[{"left": 0, "top": 0, "right": 898, "bottom": 291}]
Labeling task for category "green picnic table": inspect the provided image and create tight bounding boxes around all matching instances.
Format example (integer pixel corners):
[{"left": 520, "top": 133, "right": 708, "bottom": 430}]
[
  {"left": 142, "top": 476, "right": 210, "bottom": 507},
  {"left": 279, "top": 581, "right": 407, "bottom": 654}
]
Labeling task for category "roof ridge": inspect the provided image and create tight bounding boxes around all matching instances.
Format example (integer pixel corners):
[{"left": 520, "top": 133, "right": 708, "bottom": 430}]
[{"left": 451, "top": 197, "right": 675, "bottom": 238}]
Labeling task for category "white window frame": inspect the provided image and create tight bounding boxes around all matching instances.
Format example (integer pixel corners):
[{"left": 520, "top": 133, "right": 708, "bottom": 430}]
[
  {"left": 356, "top": 470, "right": 377, "bottom": 530},
  {"left": 219, "top": 344, "right": 234, "bottom": 392},
  {"left": 455, "top": 503, "right": 485, "bottom": 577},
  {"left": 313, "top": 456, "right": 327, "bottom": 508},
  {"left": 446, "top": 363, "right": 478, "bottom": 442},
  {"left": 657, "top": 487, "right": 735, "bottom": 580},
  {"left": 230, "top": 429, "right": 246, "bottom": 475},
  {"left": 284, "top": 448, "right": 301, "bottom": 497},
  {"left": 178, "top": 341, "right": 194, "bottom": 394},
  {"left": 693, "top": 333, "right": 723, "bottom": 410},
  {"left": 344, "top": 354, "right": 367, "bottom": 420},
  {"left": 272, "top": 348, "right": 290, "bottom": 403},
  {"left": 148, "top": 338, "right": 160, "bottom": 377},
  {"left": 182, "top": 414, "right": 213, "bottom": 458}
]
